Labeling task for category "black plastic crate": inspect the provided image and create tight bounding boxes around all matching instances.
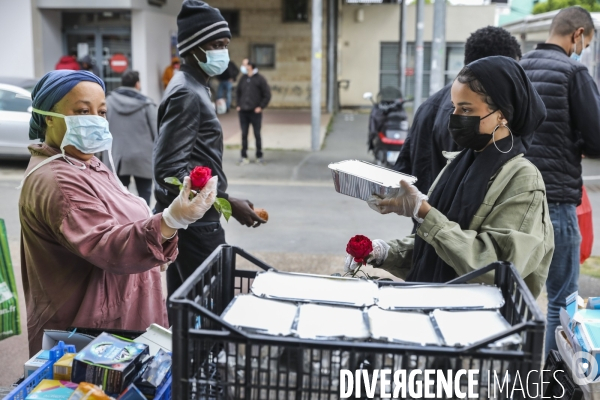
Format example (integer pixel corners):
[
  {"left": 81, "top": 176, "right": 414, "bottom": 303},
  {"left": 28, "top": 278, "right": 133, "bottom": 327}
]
[{"left": 169, "top": 245, "right": 545, "bottom": 400}]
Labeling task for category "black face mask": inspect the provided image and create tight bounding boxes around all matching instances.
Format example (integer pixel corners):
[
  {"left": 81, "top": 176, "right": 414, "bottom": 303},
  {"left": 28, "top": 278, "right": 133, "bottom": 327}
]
[{"left": 448, "top": 110, "right": 497, "bottom": 151}]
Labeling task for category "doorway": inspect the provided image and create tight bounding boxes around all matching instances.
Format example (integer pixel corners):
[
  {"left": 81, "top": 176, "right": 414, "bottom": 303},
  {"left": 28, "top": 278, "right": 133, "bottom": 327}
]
[{"left": 63, "top": 12, "right": 132, "bottom": 93}]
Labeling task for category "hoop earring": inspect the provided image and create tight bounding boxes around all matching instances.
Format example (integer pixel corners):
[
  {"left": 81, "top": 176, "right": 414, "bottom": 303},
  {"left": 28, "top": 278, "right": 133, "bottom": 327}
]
[{"left": 492, "top": 124, "right": 513, "bottom": 154}]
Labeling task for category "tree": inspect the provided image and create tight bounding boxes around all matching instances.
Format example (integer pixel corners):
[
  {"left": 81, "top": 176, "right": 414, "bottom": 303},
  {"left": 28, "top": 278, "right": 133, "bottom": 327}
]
[{"left": 533, "top": 0, "right": 600, "bottom": 14}]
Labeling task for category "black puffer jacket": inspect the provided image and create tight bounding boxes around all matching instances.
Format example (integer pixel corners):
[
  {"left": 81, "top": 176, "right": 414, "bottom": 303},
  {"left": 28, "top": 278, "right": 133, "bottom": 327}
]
[
  {"left": 521, "top": 44, "right": 600, "bottom": 204},
  {"left": 153, "top": 63, "right": 229, "bottom": 222}
]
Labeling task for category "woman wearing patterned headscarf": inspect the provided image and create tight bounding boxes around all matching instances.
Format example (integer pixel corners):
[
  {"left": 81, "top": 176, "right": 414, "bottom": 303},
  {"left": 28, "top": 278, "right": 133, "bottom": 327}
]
[
  {"left": 347, "top": 56, "right": 554, "bottom": 299},
  {"left": 20, "top": 70, "right": 217, "bottom": 355}
]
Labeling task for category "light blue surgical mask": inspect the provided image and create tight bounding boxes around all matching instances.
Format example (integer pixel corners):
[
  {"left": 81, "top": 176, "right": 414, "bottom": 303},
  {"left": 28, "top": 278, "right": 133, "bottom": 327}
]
[
  {"left": 18, "top": 108, "right": 124, "bottom": 191},
  {"left": 33, "top": 109, "right": 113, "bottom": 154},
  {"left": 240, "top": 65, "right": 248, "bottom": 75},
  {"left": 571, "top": 34, "right": 585, "bottom": 62},
  {"left": 193, "top": 47, "right": 230, "bottom": 76}
]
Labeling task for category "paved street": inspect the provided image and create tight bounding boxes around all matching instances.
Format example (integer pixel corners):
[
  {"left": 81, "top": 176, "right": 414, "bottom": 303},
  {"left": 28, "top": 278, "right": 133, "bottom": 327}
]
[{"left": 2, "top": 111, "right": 600, "bottom": 386}]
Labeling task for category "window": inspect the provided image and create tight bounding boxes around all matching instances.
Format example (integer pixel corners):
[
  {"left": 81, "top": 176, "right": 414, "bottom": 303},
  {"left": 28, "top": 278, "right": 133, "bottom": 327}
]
[
  {"left": 252, "top": 44, "right": 276, "bottom": 68},
  {"left": 221, "top": 10, "right": 240, "bottom": 36},
  {"left": 379, "top": 42, "right": 465, "bottom": 100},
  {"left": 0, "top": 90, "right": 32, "bottom": 113},
  {"left": 283, "top": 0, "right": 308, "bottom": 22}
]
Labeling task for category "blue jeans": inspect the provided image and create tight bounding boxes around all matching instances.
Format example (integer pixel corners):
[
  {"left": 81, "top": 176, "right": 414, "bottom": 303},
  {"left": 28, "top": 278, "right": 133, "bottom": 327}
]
[
  {"left": 545, "top": 203, "right": 581, "bottom": 354},
  {"left": 216, "top": 80, "right": 232, "bottom": 110}
]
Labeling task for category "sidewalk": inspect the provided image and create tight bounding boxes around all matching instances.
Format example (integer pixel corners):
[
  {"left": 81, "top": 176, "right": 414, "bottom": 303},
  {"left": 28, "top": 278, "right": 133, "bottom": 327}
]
[{"left": 219, "top": 109, "right": 331, "bottom": 151}]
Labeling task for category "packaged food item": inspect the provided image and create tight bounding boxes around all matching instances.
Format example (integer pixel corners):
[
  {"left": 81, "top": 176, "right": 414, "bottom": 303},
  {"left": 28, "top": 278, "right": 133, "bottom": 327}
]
[
  {"left": 24, "top": 349, "right": 50, "bottom": 377},
  {"left": 116, "top": 384, "right": 146, "bottom": 400},
  {"left": 253, "top": 207, "right": 269, "bottom": 221},
  {"left": 134, "top": 349, "right": 172, "bottom": 398},
  {"left": 53, "top": 352, "right": 76, "bottom": 381},
  {"left": 71, "top": 333, "right": 149, "bottom": 396},
  {"left": 68, "top": 382, "right": 112, "bottom": 400},
  {"left": 26, "top": 379, "right": 78, "bottom": 399}
]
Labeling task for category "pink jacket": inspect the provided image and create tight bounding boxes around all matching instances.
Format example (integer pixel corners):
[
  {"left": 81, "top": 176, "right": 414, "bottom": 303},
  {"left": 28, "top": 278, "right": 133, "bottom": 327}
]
[{"left": 19, "top": 144, "right": 177, "bottom": 355}]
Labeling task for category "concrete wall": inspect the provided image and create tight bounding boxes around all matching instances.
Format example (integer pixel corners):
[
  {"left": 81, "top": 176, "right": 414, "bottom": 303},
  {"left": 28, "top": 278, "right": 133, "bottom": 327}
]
[
  {"left": 0, "top": 0, "right": 36, "bottom": 78},
  {"left": 131, "top": 9, "right": 178, "bottom": 103},
  {"left": 338, "top": 3, "right": 496, "bottom": 107},
  {"left": 209, "top": 0, "right": 327, "bottom": 108}
]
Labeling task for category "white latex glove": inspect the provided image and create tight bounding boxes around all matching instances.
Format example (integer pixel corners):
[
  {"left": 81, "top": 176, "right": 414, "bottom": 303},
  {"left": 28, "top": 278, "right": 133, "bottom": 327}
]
[
  {"left": 344, "top": 239, "right": 390, "bottom": 272},
  {"left": 162, "top": 176, "right": 218, "bottom": 230},
  {"left": 367, "top": 180, "right": 428, "bottom": 223}
]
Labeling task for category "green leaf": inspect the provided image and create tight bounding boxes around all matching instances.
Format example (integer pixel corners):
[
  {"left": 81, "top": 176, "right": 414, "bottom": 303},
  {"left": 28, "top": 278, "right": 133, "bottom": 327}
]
[
  {"left": 164, "top": 177, "right": 183, "bottom": 188},
  {"left": 214, "top": 197, "right": 232, "bottom": 222}
]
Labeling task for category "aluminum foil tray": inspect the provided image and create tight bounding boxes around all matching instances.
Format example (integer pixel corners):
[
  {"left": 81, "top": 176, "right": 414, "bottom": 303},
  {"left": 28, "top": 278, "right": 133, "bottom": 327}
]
[
  {"left": 432, "top": 310, "right": 522, "bottom": 347},
  {"left": 221, "top": 294, "right": 298, "bottom": 336},
  {"left": 368, "top": 307, "right": 441, "bottom": 346},
  {"left": 377, "top": 284, "right": 504, "bottom": 311},
  {"left": 328, "top": 159, "right": 417, "bottom": 201},
  {"left": 250, "top": 270, "right": 378, "bottom": 307},
  {"left": 294, "top": 304, "right": 370, "bottom": 340}
]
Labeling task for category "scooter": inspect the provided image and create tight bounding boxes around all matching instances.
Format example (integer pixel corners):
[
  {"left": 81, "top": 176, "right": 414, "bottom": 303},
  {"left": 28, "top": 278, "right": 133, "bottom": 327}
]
[{"left": 364, "top": 87, "right": 410, "bottom": 167}]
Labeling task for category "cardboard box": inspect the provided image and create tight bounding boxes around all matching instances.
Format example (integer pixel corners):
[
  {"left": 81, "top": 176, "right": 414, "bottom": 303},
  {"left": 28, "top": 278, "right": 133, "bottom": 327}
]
[
  {"left": 71, "top": 332, "right": 149, "bottom": 396},
  {"left": 25, "top": 379, "right": 78, "bottom": 400},
  {"left": 52, "top": 353, "right": 75, "bottom": 381},
  {"left": 24, "top": 350, "right": 50, "bottom": 377}
]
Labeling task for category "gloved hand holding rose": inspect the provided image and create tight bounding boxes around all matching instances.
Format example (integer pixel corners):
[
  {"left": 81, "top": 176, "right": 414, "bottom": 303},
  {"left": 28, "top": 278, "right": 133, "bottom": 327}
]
[{"left": 344, "top": 235, "right": 390, "bottom": 276}]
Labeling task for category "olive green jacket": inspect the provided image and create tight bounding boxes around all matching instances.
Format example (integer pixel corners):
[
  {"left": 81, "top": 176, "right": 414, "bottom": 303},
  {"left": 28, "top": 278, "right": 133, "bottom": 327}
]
[{"left": 377, "top": 153, "right": 554, "bottom": 298}]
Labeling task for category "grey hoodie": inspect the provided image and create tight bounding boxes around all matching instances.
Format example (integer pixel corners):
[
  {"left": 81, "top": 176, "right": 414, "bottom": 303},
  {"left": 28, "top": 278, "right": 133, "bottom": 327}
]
[{"left": 106, "top": 87, "right": 157, "bottom": 179}]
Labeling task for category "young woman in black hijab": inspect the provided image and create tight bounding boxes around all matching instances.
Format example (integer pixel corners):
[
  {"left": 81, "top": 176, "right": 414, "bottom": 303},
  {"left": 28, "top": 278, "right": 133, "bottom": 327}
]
[{"left": 352, "top": 56, "right": 554, "bottom": 298}]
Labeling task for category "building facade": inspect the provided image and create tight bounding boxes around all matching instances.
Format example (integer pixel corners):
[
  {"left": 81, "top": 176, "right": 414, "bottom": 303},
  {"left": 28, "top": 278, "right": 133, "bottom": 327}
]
[
  {"left": 0, "top": 0, "right": 499, "bottom": 107},
  {"left": 0, "top": 0, "right": 179, "bottom": 103}
]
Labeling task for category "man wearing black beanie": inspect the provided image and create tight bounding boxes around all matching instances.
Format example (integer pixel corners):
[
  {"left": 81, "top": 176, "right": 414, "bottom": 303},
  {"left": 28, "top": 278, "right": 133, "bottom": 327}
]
[{"left": 153, "top": 0, "right": 266, "bottom": 306}]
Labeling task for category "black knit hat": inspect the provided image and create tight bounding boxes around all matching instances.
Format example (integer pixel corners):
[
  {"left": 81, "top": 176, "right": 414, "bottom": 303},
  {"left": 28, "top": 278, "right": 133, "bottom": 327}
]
[{"left": 177, "top": 0, "right": 231, "bottom": 56}]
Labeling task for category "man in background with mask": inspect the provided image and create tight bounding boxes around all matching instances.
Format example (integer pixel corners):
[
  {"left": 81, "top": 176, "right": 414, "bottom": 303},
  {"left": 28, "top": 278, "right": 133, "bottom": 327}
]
[
  {"left": 153, "top": 0, "right": 266, "bottom": 308},
  {"left": 520, "top": 6, "right": 600, "bottom": 353},
  {"left": 393, "top": 26, "right": 522, "bottom": 194}
]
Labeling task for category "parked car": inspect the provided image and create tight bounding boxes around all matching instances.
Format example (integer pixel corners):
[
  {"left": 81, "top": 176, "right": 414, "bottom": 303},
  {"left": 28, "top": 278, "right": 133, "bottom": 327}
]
[{"left": 0, "top": 82, "right": 36, "bottom": 159}]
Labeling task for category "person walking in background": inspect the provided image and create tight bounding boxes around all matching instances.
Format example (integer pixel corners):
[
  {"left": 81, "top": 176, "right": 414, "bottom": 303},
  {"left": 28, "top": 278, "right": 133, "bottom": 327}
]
[
  {"left": 106, "top": 70, "right": 157, "bottom": 205},
  {"left": 236, "top": 61, "right": 271, "bottom": 164},
  {"left": 154, "top": 0, "right": 265, "bottom": 306},
  {"left": 55, "top": 54, "right": 80, "bottom": 70},
  {"left": 79, "top": 55, "right": 100, "bottom": 77},
  {"left": 393, "top": 26, "right": 522, "bottom": 194},
  {"left": 216, "top": 60, "right": 239, "bottom": 111},
  {"left": 520, "top": 6, "right": 600, "bottom": 353},
  {"left": 240, "top": 58, "right": 249, "bottom": 75},
  {"left": 162, "top": 57, "right": 181, "bottom": 89}
]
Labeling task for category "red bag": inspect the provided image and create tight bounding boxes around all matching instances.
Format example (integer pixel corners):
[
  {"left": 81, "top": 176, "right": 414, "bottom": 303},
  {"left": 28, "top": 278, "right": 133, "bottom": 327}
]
[{"left": 577, "top": 185, "right": 594, "bottom": 264}]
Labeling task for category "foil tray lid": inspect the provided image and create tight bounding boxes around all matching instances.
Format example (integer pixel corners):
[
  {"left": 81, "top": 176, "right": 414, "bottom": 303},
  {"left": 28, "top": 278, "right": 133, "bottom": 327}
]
[
  {"left": 368, "top": 307, "right": 442, "bottom": 346},
  {"left": 377, "top": 284, "right": 505, "bottom": 311},
  {"left": 432, "top": 309, "right": 522, "bottom": 347},
  {"left": 294, "top": 303, "right": 370, "bottom": 340},
  {"left": 328, "top": 160, "right": 417, "bottom": 187},
  {"left": 221, "top": 294, "right": 298, "bottom": 336},
  {"left": 251, "top": 270, "right": 378, "bottom": 307}
]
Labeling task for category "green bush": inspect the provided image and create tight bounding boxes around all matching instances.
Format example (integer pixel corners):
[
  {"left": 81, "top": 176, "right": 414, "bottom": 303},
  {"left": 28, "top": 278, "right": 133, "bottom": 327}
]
[{"left": 533, "top": 0, "right": 600, "bottom": 14}]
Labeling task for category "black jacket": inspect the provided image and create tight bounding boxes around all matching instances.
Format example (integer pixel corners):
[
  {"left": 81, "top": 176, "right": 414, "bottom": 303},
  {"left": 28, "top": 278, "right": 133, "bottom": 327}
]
[
  {"left": 521, "top": 44, "right": 600, "bottom": 204},
  {"left": 236, "top": 73, "right": 271, "bottom": 111},
  {"left": 393, "top": 83, "right": 458, "bottom": 194},
  {"left": 153, "top": 63, "right": 229, "bottom": 222}
]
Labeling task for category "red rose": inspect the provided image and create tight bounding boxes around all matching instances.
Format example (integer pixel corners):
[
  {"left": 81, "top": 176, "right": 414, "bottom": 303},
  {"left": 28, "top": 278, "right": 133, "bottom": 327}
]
[
  {"left": 346, "top": 235, "right": 373, "bottom": 264},
  {"left": 190, "top": 166, "right": 212, "bottom": 190}
]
